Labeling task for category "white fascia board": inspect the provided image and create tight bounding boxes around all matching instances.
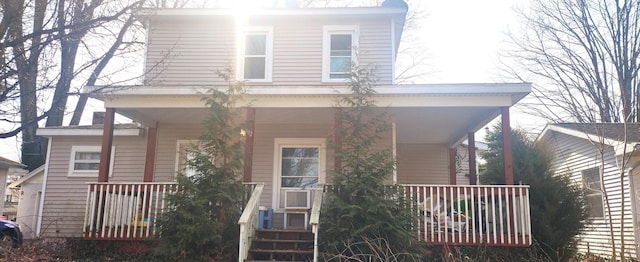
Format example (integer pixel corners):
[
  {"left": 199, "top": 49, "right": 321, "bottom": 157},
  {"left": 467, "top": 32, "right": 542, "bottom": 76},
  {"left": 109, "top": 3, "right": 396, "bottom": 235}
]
[
  {"left": 139, "top": 7, "right": 407, "bottom": 17},
  {"left": 9, "top": 165, "right": 45, "bottom": 188},
  {"left": 541, "top": 125, "right": 631, "bottom": 150},
  {"left": 36, "top": 128, "right": 143, "bottom": 137},
  {"left": 87, "top": 83, "right": 531, "bottom": 97}
]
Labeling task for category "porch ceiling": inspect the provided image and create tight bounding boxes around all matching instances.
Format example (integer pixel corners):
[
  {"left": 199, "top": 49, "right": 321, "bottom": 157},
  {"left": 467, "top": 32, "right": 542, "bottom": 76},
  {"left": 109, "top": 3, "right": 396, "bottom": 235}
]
[{"left": 119, "top": 106, "right": 498, "bottom": 146}]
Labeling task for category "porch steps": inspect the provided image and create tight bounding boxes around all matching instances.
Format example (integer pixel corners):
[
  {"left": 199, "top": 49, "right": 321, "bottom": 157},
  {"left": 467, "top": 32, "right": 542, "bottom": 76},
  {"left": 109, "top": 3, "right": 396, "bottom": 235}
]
[{"left": 247, "top": 229, "right": 314, "bottom": 262}]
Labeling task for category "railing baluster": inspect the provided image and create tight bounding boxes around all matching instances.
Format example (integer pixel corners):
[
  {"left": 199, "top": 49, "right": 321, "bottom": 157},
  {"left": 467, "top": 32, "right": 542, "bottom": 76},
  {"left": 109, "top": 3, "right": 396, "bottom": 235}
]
[
  {"left": 463, "top": 186, "right": 468, "bottom": 243},
  {"left": 511, "top": 187, "right": 517, "bottom": 245},
  {"left": 385, "top": 184, "right": 531, "bottom": 247},
  {"left": 127, "top": 184, "right": 134, "bottom": 238},
  {"left": 83, "top": 184, "right": 92, "bottom": 238},
  {"left": 118, "top": 184, "right": 125, "bottom": 238},
  {"left": 456, "top": 186, "right": 461, "bottom": 243},
  {"left": 106, "top": 184, "right": 114, "bottom": 238},
  {"left": 97, "top": 184, "right": 106, "bottom": 238},
  {"left": 525, "top": 187, "right": 532, "bottom": 245},
  {"left": 429, "top": 186, "right": 434, "bottom": 243},
  {"left": 152, "top": 184, "right": 160, "bottom": 237}
]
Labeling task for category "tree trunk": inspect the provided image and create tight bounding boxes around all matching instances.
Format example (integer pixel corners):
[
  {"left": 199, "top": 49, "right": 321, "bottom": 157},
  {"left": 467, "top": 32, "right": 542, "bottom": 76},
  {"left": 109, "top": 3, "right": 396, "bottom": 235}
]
[{"left": 7, "top": 0, "right": 47, "bottom": 170}]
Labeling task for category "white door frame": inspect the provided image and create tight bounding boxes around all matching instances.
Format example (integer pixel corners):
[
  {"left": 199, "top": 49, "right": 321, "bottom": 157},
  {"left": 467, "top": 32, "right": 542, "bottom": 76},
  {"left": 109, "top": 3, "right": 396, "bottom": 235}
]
[{"left": 272, "top": 138, "right": 326, "bottom": 212}]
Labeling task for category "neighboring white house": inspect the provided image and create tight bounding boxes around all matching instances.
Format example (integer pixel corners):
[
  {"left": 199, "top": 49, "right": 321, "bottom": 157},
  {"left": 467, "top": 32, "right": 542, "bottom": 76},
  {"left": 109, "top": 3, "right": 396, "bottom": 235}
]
[
  {"left": 0, "top": 157, "right": 25, "bottom": 219},
  {"left": 9, "top": 166, "right": 45, "bottom": 239},
  {"left": 538, "top": 123, "right": 640, "bottom": 259}
]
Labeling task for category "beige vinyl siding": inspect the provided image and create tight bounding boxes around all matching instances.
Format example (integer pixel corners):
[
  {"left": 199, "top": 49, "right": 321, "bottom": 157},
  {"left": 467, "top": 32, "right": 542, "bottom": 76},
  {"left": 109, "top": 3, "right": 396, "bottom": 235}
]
[
  {"left": 145, "top": 15, "right": 393, "bottom": 86},
  {"left": 145, "top": 17, "right": 236, "bottom": 86},
  {"left": 455, "top": 145, "right": 473, "bottom": 185},
  {"left": 546, "top": 132, "right": 636, "bottom": 258},
  {"left": 41, "top": 135, "right": 146, "bottom": 238},
  {"left": 396, "top": 144, "right": 449, "bottom": 185}
]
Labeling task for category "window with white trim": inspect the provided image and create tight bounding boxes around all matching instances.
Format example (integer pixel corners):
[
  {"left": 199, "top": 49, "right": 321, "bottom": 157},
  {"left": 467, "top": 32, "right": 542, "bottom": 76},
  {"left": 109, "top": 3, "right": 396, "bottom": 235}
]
[
  {"left": 582, "top": 167, "right": 604, "bottom": 218},
  {"left": 322, "top": 25, "right": 359, "bottom": 82},
  {"left": 68, "top": 146, "right": 114, "bottom": 177},
  {"left": 175, "top": 140, "right": 210, "bottom": 178},
  {"left": 237, "top": 27, "right": 273, "bottom": 82}
]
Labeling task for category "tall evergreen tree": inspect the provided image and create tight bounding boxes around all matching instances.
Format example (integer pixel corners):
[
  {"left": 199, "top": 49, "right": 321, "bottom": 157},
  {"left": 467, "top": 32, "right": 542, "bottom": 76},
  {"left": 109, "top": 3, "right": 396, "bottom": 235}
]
[
  {"left": 319, "top": 66, "right": 423, "bottom": 261},
  {"left": 155, "top": 71, "right": 246, "bottom": 261},
  {"left": 481, "top": 124, "right": 589, "bottom": 261}
]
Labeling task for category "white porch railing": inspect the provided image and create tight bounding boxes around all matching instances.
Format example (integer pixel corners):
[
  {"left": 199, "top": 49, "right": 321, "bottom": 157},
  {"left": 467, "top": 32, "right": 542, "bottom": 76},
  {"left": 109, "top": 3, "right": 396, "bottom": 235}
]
[
  {"left": 401, "top": 184, "right": 532, "bottom": 247},
  {"left": 238, "top": 183, "right": 264, "bottom": 262},
  {"left": 83, "top": 182, "right": 178, "bottom": 239},
  {"left": 309, "top": 187, "right": 324, "bottom": 262}
]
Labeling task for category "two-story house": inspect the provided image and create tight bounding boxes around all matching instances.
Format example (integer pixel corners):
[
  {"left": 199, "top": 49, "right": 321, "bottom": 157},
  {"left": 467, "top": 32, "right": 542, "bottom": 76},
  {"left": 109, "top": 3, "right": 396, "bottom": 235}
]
[{"left": 33, "top": 1, "right": 533, "bottom": 261}]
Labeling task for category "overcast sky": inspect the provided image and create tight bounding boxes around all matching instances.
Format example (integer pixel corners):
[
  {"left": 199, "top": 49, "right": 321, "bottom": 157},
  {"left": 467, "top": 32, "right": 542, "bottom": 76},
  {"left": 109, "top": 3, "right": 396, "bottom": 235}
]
[{"left": 0, "top": 0, "right": 534, "bottom": 162}]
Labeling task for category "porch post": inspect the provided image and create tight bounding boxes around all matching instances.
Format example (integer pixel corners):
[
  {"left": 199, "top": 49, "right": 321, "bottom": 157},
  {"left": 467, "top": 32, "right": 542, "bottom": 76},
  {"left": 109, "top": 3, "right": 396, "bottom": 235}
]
[
  {"left": 501, "top": 107, "right": 514, "bottom": 185},
  {"left": 243, "top": 108, "right": 255, "bottom": 183},
  {"left": 468, "top": 132, "right": 477, "bottom": 185},
  {"left": 449, "top": 148, "right": 456, "bottom": 185},
  {"left": 98, "top": 108, "right": 115, "bottom": 182},
  {"left": 334, "top": 108, "right": 342, "bottom": 171},
  {"left": 143, "top": 126, "right": 158, "bottom": 182}
]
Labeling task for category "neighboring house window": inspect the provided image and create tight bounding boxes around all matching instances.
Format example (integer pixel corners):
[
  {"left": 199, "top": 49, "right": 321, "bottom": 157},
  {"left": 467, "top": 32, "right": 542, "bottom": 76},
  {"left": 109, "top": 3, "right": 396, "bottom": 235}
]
[
  {"left": 237, "top": 26, "right": 273, "bottom": 82},
  {"left": 68, "top": 146, "right": 114, "bottom": 177},
  {"left": 322, "top": 25, "right": 359, "bottom": 82},
  {"left": 175, "top": 140, "right": 210, "bottom": 178},
  {"left": 582, "top": 167, "right": 605, "bottom": 218}
]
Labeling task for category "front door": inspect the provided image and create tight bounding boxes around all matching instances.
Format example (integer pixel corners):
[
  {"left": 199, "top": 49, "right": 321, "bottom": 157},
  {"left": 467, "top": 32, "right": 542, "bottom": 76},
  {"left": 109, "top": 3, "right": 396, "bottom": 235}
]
[{"left": 273, "top": 138, "right": 326, "bottom": 211}]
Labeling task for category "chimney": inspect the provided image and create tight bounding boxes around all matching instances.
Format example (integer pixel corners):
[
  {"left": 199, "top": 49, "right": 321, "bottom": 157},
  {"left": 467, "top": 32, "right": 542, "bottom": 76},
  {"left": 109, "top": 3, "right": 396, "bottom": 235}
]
[
  {"left": 381, "top": 0, "right": 408, "bottom": 8},
  {"left": 92, "top": 112, "right": 105, "bottom": 125}
]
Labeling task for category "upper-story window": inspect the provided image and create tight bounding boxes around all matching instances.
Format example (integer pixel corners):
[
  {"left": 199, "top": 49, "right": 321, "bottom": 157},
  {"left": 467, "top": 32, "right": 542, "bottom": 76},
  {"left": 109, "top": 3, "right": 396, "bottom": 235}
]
[
  {"left": 322, "top": 25, "right": 359, "bottom": 82},
  {"left": 237, "top": 26, "right": 273, "bottom": 82}
]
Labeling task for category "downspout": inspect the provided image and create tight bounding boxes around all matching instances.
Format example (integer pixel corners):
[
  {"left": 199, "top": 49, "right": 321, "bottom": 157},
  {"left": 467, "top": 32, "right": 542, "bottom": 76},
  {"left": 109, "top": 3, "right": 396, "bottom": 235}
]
[
  {"left": 392, "top": 121, "right": 397, "bottom": 184},
  {"left": 36, "top": 137, "right": 52, "bottom": 237}
]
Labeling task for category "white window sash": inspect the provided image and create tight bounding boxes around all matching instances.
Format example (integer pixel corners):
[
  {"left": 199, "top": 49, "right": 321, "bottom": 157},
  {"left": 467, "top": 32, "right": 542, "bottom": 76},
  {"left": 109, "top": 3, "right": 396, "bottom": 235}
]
[
  {"left": 237, "top": 26, "right": 273, "bottom": 82},
  {"left": 67, "top": 146, "right": 115, "bottom": 177},
  {"left": 322, "top": 25, "right": 359, "bottom": 82}
]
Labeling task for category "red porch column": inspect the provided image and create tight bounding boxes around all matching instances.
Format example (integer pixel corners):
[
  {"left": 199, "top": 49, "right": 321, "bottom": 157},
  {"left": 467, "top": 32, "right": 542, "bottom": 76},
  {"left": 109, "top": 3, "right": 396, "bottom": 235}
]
[
  {"left": 501, "top": 107, "right": 514, "bottom": 185},
  {"left": 448, "top": 148, "right": 456, "bottom": 185},
  {"left": 468, "top": 132, "right": 477, "bottom": 185},
  {"left": 243, "top": 108, "right": 256, "bottom": 183},
  {"left": 334, "top": 108, "right": 343, "bottom": 171},
  {"left": 143, "top": 126, "right": 158, "bottom": 182},
  {"left": 98, "top": 108, "right": 115, "bottom": 182}
]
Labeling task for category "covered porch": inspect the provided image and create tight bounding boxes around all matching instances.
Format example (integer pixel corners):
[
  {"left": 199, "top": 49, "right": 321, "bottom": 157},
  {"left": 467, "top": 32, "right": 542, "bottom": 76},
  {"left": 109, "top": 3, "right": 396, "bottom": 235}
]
[{"left": 85, "top": 84, "right": 531, "bottom": 253}]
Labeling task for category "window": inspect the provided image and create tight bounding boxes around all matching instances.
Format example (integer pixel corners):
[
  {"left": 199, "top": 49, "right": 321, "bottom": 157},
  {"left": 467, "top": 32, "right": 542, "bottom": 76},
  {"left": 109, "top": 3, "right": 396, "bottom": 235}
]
[
  {"left": 582, "top": 167, "right": 604, "bottom": 218},
  {"left": 281, "top": 147, "right": 320, "bottom": 188},
  {"left": 237, "top": 27, "right": 273, "bottom": 82},
  {"left": 68, "top": 146, "right": 114, "bottom": 177},
  {"left": 175, "top": 140, "right": 210, "bottom": 178},
  {"left": 322, "top": 25, "right": 359, "bottom": 82}
]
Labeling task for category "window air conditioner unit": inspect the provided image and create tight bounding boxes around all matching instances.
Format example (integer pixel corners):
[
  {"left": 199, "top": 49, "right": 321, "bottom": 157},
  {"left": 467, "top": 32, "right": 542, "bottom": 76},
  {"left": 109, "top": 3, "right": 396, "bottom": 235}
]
[{"left": 284, "top": 190, "right": 310, "bottom": 209}]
